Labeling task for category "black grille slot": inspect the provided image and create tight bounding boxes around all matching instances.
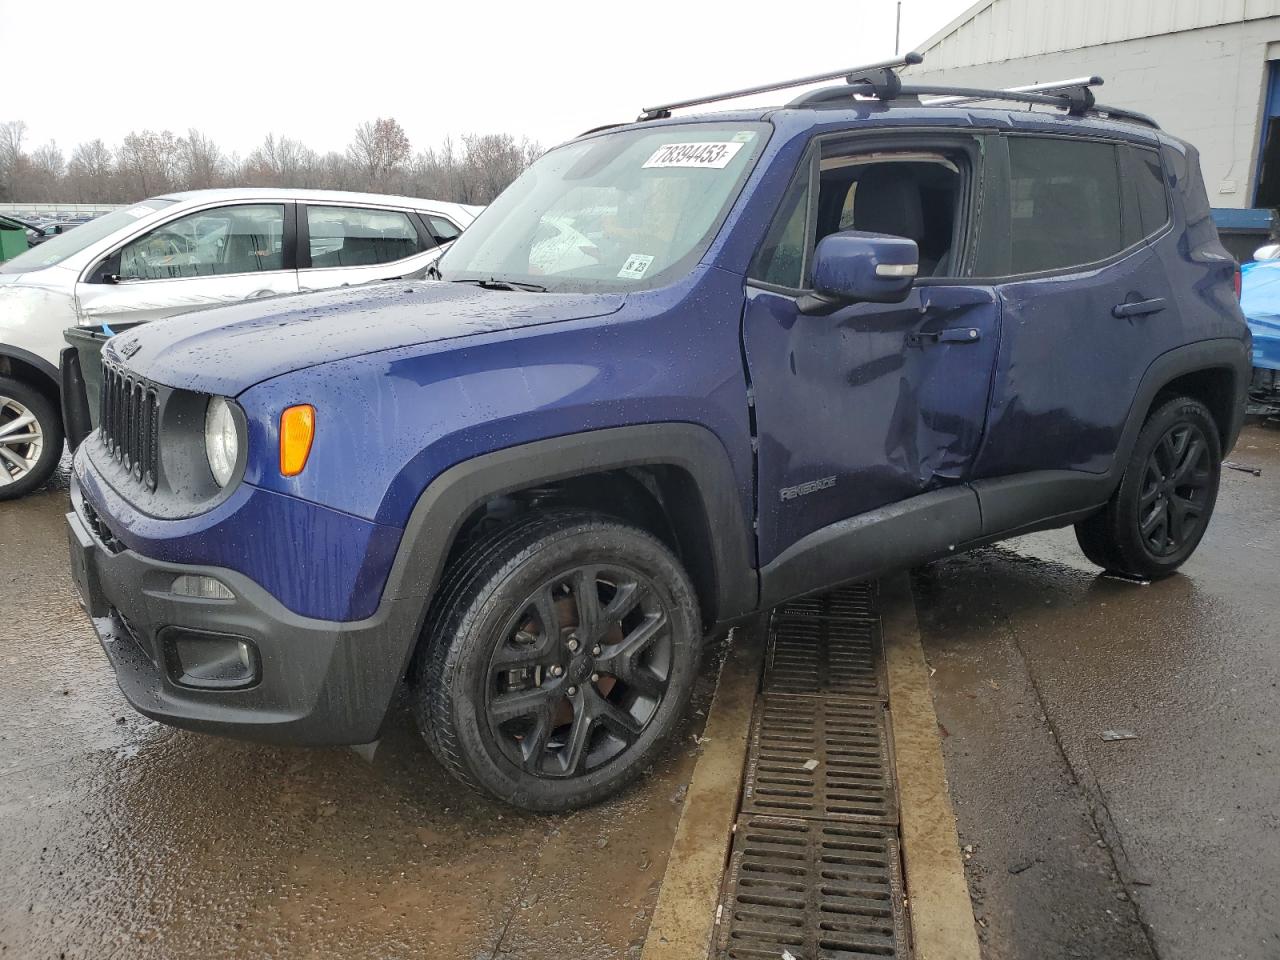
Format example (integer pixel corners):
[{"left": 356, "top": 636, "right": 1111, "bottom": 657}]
[{"left": 100, "top": 363, "right": 160, "bottom": 491}]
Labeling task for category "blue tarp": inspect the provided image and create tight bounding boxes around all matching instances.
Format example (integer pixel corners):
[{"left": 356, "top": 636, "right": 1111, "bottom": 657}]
[{"left": 1240, "top": 260, "right": 1280, "bottom": 371}]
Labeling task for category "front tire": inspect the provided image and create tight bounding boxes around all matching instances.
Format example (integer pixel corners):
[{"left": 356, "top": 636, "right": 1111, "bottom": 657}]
[
  {"left": 1074, "top": 396, "right": 1221, "bottom": 579},
  {"left": 0, "top": 377, "right": 63, "bottom": 501},
  {"left": 415, "top": 511, "right": 702, "bottom": 811}
]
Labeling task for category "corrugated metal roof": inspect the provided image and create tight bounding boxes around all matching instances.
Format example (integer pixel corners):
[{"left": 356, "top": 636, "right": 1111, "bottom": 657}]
[{"left": 913, "top": 0, "right": 1280, "bottom": 69}]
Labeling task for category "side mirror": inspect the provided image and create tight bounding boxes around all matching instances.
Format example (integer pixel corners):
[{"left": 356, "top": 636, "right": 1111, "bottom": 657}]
[{"left": 802, "top": 230, "right": 919, "bottom": 313}]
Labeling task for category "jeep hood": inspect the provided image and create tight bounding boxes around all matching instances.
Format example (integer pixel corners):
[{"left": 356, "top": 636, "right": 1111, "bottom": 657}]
[{"left": 109, "top": 281, "right": 626, "bottom": 395}]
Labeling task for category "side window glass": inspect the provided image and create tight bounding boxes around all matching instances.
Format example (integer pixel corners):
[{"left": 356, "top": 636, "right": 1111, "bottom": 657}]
[
  {"left": 816, "top": 152, "right": 965, "bottom": 278},
  {"left": 425, "top": 216, "right": 461, "bottom": 245},
  {"left": 119, "top": 204, "right": 284, "bottom": 279},
  {"left": 1007, "top": 137, "right": 1124, "bottom": 273},
  {"left": 749, "top": 168, "right": 810, "bottom": 289},
  {"left": 1134, "top": 147, "right": 1170, "bottom": 236},
  {"left": 306, "top": 206, "right": 427, "bottom": 268}
]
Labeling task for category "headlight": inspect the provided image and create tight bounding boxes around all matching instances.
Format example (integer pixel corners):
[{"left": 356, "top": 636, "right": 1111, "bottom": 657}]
[{"left": 204, "top": 397, "right": 240, "bottom": 487}]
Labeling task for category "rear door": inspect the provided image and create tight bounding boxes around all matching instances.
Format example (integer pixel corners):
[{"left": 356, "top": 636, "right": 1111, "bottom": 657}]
[
  {"left": 297, "top": 203, "right": 440, "bottom": 291},
  {"left": 76, "top": 201, "right": 298, "bottom": 327},
  {"left": 969, "top": 134, "right": 1183, "bottom": 482},
  {"left": 742, "top": 131, "right": 1002, "bottom": 569}
]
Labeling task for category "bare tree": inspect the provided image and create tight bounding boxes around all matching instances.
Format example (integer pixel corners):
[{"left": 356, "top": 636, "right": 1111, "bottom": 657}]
[
  {"left": 348, "top": 118, "right": 411, "bottom": 190},
  {"left": 67, "top": 139, "right": 115, "bottom": 202},
  {"left": 179, "top": 129, "right": 225, "bottom": 190},
  {"left": 0, "top": 117, "right": 539, "bottom": 205},
  {"left": 24, "top": 141, "right": 66, "bottom": 202},
  {"left": 0, "top": 120, "right": 28, "bottom": 201},
  {"left": 116, "top": 129, "right": 180, "bottom": 199},
  {"left": 245, "top": 133, "right": 320, "bottom": 187}
]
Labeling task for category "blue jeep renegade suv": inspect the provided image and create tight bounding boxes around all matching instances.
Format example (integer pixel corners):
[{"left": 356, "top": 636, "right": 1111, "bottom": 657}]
[{"left": 66, "top": 60, "right": 1250, "bottom": 810}]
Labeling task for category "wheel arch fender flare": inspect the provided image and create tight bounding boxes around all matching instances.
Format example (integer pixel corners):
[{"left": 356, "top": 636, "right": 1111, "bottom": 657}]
[
  {"left": 1120, "top": 338, "right": 1251, "bottom": 469},
  {"left": 0, "top": 344, "right": 60, "bottom": 395},
  {"left": 382, "top": 423, "right": 759, "bottom": 632}
]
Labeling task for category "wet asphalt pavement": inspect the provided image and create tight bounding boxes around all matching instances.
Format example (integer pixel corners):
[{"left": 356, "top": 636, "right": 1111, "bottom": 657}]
[
  {"left": 0, "top": 459, "right": 718, "bottom": 960},
  {"left": 914, "top": 421, "right": 1280, "bottom": 960}
]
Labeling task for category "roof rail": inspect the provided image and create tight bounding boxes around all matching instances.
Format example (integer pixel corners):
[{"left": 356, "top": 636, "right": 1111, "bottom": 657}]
[
  {"left": 922, "top": 76, "right": 1103, "bottom": 105},
  {"left": 787, "top": 73, "right": 1160, "bottom": 129},
  {"left": 637, "top": 52, "right": 924, "bottom": 121}
]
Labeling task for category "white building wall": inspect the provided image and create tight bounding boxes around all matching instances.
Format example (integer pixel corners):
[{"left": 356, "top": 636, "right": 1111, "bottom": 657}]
[
  {"left": 919, "top": 0, "right": 1280, "bottom": 69},
  {"left": 906, "top": 17, "right": 1280, "bottom": 208}
]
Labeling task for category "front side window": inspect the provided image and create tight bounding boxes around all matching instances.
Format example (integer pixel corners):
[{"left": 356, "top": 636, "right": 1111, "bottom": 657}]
[
  {"left": 749, "top": 146, "right": 968, "bottom": 287},
  {"left": 119, "top": 204, "right": 285, "bottom": 280},
  {"left": 307, "top": 206, "right": 427, "bottom": 268},
  {"left": 750, "top": 165, "right": 810, "bottom": 289},
  {"left": 437, "top": 122, "right": 769, "bottom": 292},
  {"left": 1006, "top": 137, "right": 1125, "bottom": 274}
]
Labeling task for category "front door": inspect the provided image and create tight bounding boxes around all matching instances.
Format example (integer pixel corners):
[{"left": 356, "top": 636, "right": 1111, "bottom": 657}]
[
  {"left": 76, "top": 201, "right": 298, "bottom": 329},
  {"left": 742, "top": 133, "right": 1001, "bottom": 571}
]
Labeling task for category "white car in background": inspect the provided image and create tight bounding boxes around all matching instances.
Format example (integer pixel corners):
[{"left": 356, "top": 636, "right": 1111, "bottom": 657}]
[{"left": 0, "top": 188, "right": 482, "bottom": 498}]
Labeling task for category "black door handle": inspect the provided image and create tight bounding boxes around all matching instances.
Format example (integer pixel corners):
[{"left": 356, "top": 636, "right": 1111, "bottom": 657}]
[
  {"left": 1113, "top": 297, "right": 1166, "bottom": 319},
  {"left": 905, "top": 327, "right": 982, "bottom": 347}
]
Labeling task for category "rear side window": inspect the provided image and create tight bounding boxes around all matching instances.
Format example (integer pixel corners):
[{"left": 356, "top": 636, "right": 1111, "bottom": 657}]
[
  {"left": 1133, "top": 147, "right": 1170, "bottom": 236},
  {"left": 425, "top": 215, "right": 461, "bottom": 245},
  {"left": 306, "top": 206, "right": 427, "bottom": 268},
  {"left": 1006, "top": 137, "right": 1125, "bottom": 274}
]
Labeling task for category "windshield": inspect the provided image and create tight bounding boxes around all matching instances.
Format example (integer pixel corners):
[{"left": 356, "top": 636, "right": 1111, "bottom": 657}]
[
  {"left": 0, "top": 199, "right": 176, "bottom": 274},
  {"left": 437, "top": 122, "right": 768, "bottom": 292}
]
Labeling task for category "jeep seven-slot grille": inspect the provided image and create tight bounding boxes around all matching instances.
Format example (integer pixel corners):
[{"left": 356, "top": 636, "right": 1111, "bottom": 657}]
[{"left": 100, "top": 363, "right": 160, "bottom": 491}]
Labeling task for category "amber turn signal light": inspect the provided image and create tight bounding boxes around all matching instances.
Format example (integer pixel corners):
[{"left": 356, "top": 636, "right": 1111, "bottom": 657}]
[{"left": 279, "top": 404, "right": 315, "bottom": 477}]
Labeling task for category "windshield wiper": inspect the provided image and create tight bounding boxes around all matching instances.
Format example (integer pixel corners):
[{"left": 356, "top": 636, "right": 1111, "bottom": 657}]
[{"left": 450, "top": 276, "right": 547, "bottom": 293}]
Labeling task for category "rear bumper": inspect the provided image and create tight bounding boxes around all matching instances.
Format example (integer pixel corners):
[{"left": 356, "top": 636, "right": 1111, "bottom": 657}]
[{"left": 67, "top": 479, "right": 424, "bottom": 745}]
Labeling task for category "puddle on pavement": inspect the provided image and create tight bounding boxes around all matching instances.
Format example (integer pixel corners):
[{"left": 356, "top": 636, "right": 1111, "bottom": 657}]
[{"left": 1, "top": 477, "right": 721, "bottom": 960}]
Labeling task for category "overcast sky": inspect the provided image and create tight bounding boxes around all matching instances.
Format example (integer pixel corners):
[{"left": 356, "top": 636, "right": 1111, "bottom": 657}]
[{"left": 3, "top": 0, "right": 975, "bottom": 157}]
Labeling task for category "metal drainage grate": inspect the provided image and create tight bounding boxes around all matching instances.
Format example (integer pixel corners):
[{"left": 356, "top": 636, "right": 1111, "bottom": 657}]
[
  {"left": 778, "top": 582, "right": 878, "bottom": 622},
  {"left": 715, "top": 814, "right": 909, "bottom": 960},
  {"left": 764, "top": 615, "right": 885, "bottom": 702},
  {"left": 743, "top": 695, "right": 897, "bottom": 825}
]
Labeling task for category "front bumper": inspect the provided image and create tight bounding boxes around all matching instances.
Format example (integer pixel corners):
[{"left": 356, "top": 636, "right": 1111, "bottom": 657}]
[{"left": 66, "top": 480, "right": 424, "bottom": 745}]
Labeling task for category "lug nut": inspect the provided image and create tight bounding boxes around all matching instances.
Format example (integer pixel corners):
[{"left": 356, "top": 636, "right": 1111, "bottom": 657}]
[
  {"left": 590, "top": 673, "right": 600, "bottom": 683},
  {"left": 550, "top": 665, "right": 564, "bottom": 677},
  {"left": 591, "top": 645, "right": 601, "bottom": 656},
  {"left": 567, "top": 685, "right": 578, "bottom": 696},
  {"left": 567, "top": 637, "right": 580, "bottom": 653}
]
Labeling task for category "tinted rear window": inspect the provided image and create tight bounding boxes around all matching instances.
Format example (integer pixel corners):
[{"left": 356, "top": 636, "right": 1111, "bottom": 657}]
[{"left": 1007, "top": 137, "right": 1125, "bottom": 274}]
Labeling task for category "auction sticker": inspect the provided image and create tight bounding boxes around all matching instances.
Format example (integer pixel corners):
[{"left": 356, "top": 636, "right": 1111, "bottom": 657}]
[
  {"left": 643, "top": 141, "right": 743, "bottom": 169},
  {"left": 618, "top": 254, "right": 655, "bottom": 279}
]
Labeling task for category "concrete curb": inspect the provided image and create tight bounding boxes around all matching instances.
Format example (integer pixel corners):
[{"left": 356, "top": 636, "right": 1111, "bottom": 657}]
[
  {"left": 881, "top": 573, "right": 982, "bottom": 960},
  {"left": 640, "top": 618, "right": 765, "bottom": 960}
]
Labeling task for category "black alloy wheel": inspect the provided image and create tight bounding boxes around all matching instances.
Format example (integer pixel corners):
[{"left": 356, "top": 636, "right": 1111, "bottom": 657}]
[
  {"left": 1135, "top": 421, "right": 1213, "bottom": 557},
  {"left": 484, "top": 564, "right": 672, "bottom": 779},
  {"left": 1074, "top": 396, "right": 1222, "bottom": 579},
  {"left": 415, "top": 511, "right": 701, "bottom": 811}
]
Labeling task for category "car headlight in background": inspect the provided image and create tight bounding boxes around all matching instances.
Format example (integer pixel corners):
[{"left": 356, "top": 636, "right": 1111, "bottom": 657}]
[{"left": 204, "top": 397, "right": 240, "bottom": 487}]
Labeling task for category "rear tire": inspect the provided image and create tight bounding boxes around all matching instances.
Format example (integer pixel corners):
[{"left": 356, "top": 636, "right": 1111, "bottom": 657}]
[
  {"left": 1074, "top": 396, "right": 1221, "bottom": 579},
  {"left": 0, "top": 376, "right": 63, "bottom": 501},
  {"left": 414, "top": 510, "right": 702, "bottom": 811}
]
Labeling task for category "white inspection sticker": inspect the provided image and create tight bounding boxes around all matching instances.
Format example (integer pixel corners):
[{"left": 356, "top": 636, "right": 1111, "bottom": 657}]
[
  {"left": 643, "top": 141, "right": 743, "bottom": 169},
  {"left": 123, "top": 205, "right": 155, "bottom": 218},
  {"left": 618, "top": 253, "right": 655, "bottom": 279}
]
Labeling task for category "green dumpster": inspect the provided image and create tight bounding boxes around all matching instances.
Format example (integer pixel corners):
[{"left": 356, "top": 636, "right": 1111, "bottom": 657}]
[{"left": 0, "top": 215, "right": 28, "bottom": 262}]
